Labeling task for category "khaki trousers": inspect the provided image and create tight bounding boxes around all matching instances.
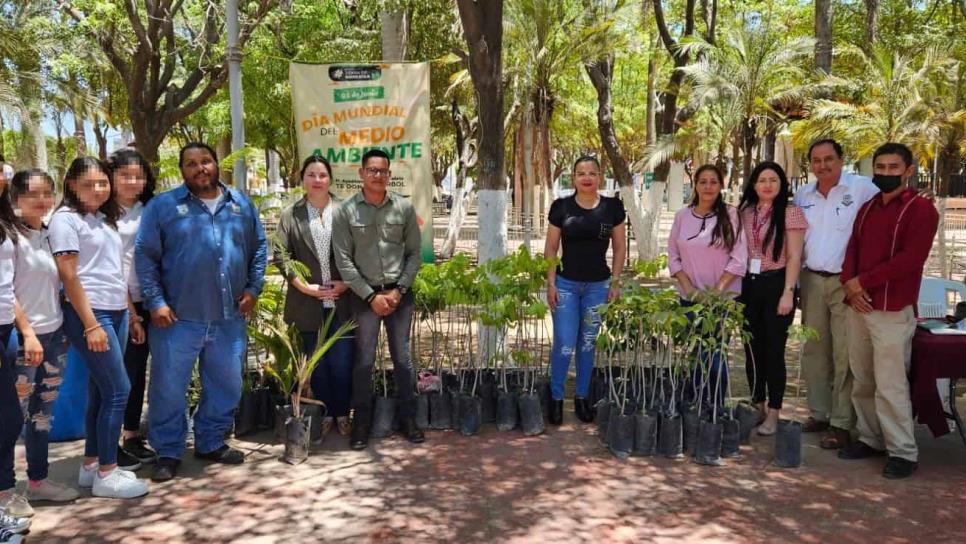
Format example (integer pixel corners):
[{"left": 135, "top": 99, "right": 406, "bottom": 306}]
[
  {"left": 847, "top": 306, "right": 918, "bottom": 461},
  {"left": 800, "top": 269, "right": 855, "bottom": 429}
]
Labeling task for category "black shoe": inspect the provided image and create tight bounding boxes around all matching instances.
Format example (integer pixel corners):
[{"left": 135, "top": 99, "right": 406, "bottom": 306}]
[
  {"left": 574, "top": 397, "right": 595, "bottom": 423},
  {"left": 122, "top": 437, "right": 158, "bottom": 464},
  {"left": 401, "top": 418, "right": 425, "bottom": 444},
  {"left": 151, "top": 457, "right": 180, "bottom": 482},
  {"left": 194, "top": 444, "right": 245, "bottom": 464},
  {"left": 548, "top": 399, "right": 563, "bottom": 425},
  {"left": 350, "top": 421, "right": 370, "bottom": 450},
  {"left": 837, "top": 441, "right": 887, "bottom": 460},
  {"left": 883, "top": 456, "right": 918, "bottom": 479},
  {"left": 116, "top": 447, "right": 143, "bottom": 471}
]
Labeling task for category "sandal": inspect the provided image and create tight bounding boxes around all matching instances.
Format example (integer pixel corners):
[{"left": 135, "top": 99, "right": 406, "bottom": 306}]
[{"left": 321, "top": 417, "right": 334, "bottom": 435}]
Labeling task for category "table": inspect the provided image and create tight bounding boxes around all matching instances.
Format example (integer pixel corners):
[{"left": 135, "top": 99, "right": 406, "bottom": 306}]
[{"left": 910, "top": 328, "right": 966, "bottom": 446}]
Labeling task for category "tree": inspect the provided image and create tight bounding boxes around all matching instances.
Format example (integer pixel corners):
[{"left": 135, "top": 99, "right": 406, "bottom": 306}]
[
  {"left": 650, "top": 0, "right": 701, "bottom": 184},
  {"left": 814, "top": 0, "right": 832, "bottom": 73},
  {"left": 59, "top": 0, "right": 276, "bottom": 167},
  {"left": 680, "top": 25, "right": 813, "bottom": 183},
  {"left": 793, "top": 46, "right": 964, "bottom": 170},
  {"left": 456, "top": 0, "right": 507, "bottom": 263}
]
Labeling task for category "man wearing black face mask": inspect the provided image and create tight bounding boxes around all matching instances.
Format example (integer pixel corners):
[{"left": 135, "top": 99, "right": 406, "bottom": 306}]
[{"left": 838, "top": 142, "right": 939, "bottom": 479}]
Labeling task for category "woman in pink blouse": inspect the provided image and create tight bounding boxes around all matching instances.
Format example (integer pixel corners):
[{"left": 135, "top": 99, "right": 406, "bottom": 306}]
[
  {"left": 668, "top": 164, "right": 747, "bottom": 406},
  {"left": 738, "top": 161, "right": 807, "bottom": 435}
]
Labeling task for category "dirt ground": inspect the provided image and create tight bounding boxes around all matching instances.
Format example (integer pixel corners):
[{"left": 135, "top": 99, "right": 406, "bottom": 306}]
[{"left": 15, "top": 395, "right": 966, "bottom": 543}]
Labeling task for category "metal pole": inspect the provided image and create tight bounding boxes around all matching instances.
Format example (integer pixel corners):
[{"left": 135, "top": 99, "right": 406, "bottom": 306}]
[{"left": 226, "top": 0, "right": 247, "bottom": 193}]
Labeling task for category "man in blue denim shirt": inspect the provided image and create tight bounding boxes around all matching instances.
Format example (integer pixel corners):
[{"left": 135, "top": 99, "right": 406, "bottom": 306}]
[{"left": 135, "top": 142, "right": 267, "bottom": 482}]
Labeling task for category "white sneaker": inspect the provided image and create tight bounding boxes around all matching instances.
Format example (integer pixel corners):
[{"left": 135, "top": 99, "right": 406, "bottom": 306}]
[
  {"left": 78, "top": 464, "right": 97, "bottom": 488},
  {"left": 0, "top": 509, "right": 30, "bottom": 534},
  {"left": 25, "top": 479, "right": 80, "bottom": 503},
  {"left": 92, "top": 469, "right": 149, "bottom": 499}
]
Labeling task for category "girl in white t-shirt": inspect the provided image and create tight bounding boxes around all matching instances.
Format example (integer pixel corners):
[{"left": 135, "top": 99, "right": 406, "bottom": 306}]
[
  {"left": 110, "top": 149, "right": 157, "bottom": 465},
  {"left": 0, "top": 163, "right": 29, "bottom": 518},
  {"left": 6, "top": 170, "right": 81, "bottom": 513},
  {"left": 49, "top": 157, "right": 148, "bottom": 500}
]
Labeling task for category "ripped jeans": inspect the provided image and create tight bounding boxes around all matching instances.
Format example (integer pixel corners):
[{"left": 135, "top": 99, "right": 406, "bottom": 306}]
[
  {"left": 549, "top": 276, "right": 610, "bottom": 400},
  {"left": 16, "top": 328, "right": 67, "bottom": 482}
]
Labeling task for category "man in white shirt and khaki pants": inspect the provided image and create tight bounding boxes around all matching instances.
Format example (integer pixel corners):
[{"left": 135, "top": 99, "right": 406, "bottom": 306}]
[{"left": 793, "top": 139, "right": 880, "bottom": 449}]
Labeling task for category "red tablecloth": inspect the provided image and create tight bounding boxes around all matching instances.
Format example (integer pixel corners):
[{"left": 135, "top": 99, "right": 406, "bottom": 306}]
[{"left": 911, "top": 328, "right": 966, "bottom": 437}]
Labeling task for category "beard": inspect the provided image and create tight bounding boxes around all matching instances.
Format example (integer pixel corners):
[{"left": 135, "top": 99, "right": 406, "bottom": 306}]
[{"left": 184, "top": 165, "right": 220, "bottom": 191}]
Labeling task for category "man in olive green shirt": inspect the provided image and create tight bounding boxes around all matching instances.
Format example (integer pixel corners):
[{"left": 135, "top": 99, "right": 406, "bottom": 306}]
[{"left": 332, "top": 148, "right": 423, "bottom": 450}]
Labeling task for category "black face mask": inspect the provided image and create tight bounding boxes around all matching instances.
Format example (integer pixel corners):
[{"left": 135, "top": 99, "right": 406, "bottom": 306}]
[{"left": 872, "top": 174, "right": 903, "bottom": 193}]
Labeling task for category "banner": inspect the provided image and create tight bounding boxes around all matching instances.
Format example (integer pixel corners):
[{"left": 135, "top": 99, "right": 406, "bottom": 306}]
[{"left": 290, "top": 62, "right": 434, "bottom": 262}]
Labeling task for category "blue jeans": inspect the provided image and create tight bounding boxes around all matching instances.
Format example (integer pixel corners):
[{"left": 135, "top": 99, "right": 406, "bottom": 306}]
[
  {"left": 16, "top": 329, "right": 67, "bottom": 482},
  {"left": 0, "top": 324, "right": 20, "bottom": 491},
  {"left": 681, "top": 299, "right": 729, "bottom": 406},
  {"left": 301, "top": 310, "right": 355, "bottom": 419},
  {"left": 62, "top": 306, "right": 130, "bottom": 466},
  {"left": 148, "top": 318, "right": 246, "bottom": 458},
  {"left": 550, "top": 276, "right": 610, "bottom": 401}
]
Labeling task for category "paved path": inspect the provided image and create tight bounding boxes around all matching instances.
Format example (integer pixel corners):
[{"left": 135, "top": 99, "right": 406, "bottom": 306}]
[{"left": 18, "top": 401, "right": 966, "bottom": 543}]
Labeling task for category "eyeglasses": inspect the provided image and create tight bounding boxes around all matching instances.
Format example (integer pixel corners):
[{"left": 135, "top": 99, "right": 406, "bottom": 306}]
[{"left": 365, "top": 168, "right": 390, "bottom": 177}]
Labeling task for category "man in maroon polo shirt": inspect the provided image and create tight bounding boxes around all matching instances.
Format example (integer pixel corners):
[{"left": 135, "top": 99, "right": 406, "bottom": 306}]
[{"left": 837, "top": 142, "right": 939, "bottom": 479}]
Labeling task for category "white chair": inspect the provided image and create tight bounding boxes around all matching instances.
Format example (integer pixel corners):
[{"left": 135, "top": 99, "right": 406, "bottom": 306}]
[{"left": 918, "top": 277, "right": 966, "bottom": 317}]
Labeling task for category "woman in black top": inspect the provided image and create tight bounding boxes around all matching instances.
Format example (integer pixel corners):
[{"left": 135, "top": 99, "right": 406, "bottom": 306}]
[{"left": 544, "top": 156, "right": 626, "bottom": 424}]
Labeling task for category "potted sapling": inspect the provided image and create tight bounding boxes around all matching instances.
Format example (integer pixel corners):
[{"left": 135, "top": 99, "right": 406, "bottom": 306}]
[
  {"left": 774, "top": 324, "right": 819, "bottom": 468},
  {"left": 253, "top": 310, "right": 355, "bottom": 464}
]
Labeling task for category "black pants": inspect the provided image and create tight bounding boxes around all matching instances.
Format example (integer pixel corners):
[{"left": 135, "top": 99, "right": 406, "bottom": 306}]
[
  {"left": 123, "top": 302, "right": 151, "bottom": 432},
  {"left": 741, "top": 269, "right": 794, "bottom": 410}
]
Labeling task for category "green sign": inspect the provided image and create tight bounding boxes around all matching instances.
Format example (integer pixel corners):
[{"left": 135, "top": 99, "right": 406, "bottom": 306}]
[
  {"left": 644, "top": 172, "right": 654, "bottom": 189},
  {"left": 334, "top": 86, "right": 385, "bottom": 102}
]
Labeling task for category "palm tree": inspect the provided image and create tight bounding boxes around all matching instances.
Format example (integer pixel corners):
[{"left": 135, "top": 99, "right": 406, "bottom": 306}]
[
  {"left": 504, "top": 0, "right": 613, "bottom": 228},
  {"left": 680, "top": 24, "right": 814, "bottom": 184},
  {"left": 792, "top": 46, "right": 965, "bottom": 169}
]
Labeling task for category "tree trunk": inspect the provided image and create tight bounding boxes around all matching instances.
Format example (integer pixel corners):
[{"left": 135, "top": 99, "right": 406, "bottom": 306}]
[
  {"left": 815, "top": 0, "right": 833, "bottom": 74},
  {"left": 441, "top": 99, "right": 478, "bottom": 259},
  {"left": 73, "top": 112, "right": 87, "bottom": 157},
  {"left": 741, "top": 118, "right": 756, "bottom": 187},
  {"left": 457, "top": 0, "right": 507, "bottom": 264},
  {"left": 92, "top": 118, "right": 108, "bottom": 161},
  {"left": 380, "top": 9, "right": 410, "bottom": 61},
  {"left": 586, "top": 55, "right": 655, "bottom": 261},
  {"left": 0, "top": 112, "right": 5, "bottom": 160},
  {"left": 864, "top": 0, "right": 878, "bottom": 51},
  {"left": 645, "top": 33, "right": 658, "bottom": 146},
  {"left": 22, "top": 106, "right": 48, "bottom": 171},
  {"left": 764, "top": 127, "right": 776, "bottom": 162}
]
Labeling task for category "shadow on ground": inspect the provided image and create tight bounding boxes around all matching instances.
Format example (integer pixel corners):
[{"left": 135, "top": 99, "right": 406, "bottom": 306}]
[{"left": 18, "top": 401, "right": 966, "bottom": 543}]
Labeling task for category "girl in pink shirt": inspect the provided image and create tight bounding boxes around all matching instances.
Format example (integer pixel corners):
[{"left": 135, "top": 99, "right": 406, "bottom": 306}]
[{"left": 668, "top": 164, "right": 747, "bottom": 408}]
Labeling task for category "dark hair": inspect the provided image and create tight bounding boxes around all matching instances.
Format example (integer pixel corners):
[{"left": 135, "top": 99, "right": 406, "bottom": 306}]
[
  {"left": 361, "top": 148, "right": 390, "bottom": 168},
  {"left": 178, "top": 142, "right": 218, "bottom": 167},
  {"left": 808, "top": 138, "right": 844, "bottom": 161},
  {"left": 873, "top": 142, "right": 914, "bottom": 168},
  {"left": 739, "top": 161, "right": 791, "bottom": 262},
  {"left": 573, "top": 155, "right": 601, "bottom": 173},
  {"left": 59, "top": 157, "right": 121, "bottom": 227},
  {"left": 10, "top": 169, "right": 54, "bottom": 233},
  {"left": 690, "top": 164, "right": 739, "bottom": 251},
  {"left": 110, "top": 148, "right": 156, "bottom": 204},
  {"left": 300, "top": 154, "right": 333, "bottom": 180},
  {"left": 0, "top": 168, "right": 23, "bottom": 244}
]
